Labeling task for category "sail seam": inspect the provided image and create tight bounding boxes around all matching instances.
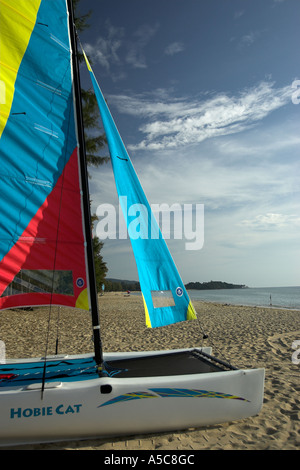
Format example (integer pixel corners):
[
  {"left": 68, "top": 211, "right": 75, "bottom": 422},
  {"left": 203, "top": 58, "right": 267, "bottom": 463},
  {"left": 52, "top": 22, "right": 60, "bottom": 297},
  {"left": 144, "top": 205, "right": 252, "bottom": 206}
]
[
  {"left": 0, "top": 60, "right": 18, "bottom": 74},
  {"left": 0, "top": 1, "right": 37, "bottom": 25}
]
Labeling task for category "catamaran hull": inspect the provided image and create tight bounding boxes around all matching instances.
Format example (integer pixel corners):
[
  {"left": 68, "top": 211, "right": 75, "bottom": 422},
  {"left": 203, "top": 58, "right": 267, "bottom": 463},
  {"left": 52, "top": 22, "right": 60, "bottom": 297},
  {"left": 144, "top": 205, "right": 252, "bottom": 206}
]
[{"left": 0, "top": 348, "right": 264, "bottom": 446}]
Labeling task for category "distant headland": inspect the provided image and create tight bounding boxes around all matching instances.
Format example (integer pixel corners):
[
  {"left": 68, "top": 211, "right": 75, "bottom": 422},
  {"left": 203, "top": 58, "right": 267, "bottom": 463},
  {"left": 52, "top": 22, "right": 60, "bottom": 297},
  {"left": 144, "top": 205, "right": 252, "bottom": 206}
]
[
  {"left": 185, "top": 281, "right": 247, "bottom": 290},
  {"left": 104, "top": 278, "right": 247, "bottom": 292}
]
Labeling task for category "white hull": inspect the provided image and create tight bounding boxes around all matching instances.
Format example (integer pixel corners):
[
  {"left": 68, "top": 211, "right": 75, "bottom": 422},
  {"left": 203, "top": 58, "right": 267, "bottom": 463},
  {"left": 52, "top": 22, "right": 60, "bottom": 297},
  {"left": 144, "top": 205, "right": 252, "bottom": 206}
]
[{"left": 0, "top": 348, "right": 264, "bottom": 446}]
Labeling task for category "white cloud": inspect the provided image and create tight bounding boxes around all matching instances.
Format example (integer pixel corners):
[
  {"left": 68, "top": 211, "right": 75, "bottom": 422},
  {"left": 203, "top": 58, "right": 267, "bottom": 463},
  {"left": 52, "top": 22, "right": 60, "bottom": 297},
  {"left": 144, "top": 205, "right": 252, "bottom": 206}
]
[
  {"left": 239, "top": 30, "right": 261, "bottom": 47},
  {"left": 89, "top": 75, "right": 298, "bottom": 286},
  {"left": 230, "top": 29, "right": 266, "bottom": 50},
  {"left": 83, "top": 21, "right": 124, "bottom": 72},
  {"left": 92, "top": 114, "right": 299, "bottom": 222},
  {"left": 108, "top": 81, "right": 291, "bottom": 151},
  {"left": 126, "top": 23, "right": 159, "bottom": 69},
  {"left": 90, "top": 114, "right": 300, "bottom": 286},
  {"left": 164, "top": 42, "right": 185, "bottom": 56},
  {"left": 239, "top": 213, "right": 300, "bottom": 231},
  {"left": 84, "top": 21, "right": 159, "bottom": 73},
  {"left": 234, "top": 10, "right": 245, "bottom": 19}
]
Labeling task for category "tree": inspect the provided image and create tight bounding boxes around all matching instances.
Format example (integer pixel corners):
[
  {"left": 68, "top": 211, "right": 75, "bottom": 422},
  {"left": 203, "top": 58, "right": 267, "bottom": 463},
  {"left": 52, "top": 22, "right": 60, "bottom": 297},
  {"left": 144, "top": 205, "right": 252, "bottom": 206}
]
[
  {"left": 73, "top": 0, "right": 109, "bottom": 290},
  {"left": 81, "top": 88, "right": 109, "bottom": 169},
  {"left": 72, "top": 0, "right": 91, "bottom": 33},
  {"left": 93, "top": 237, "right": 108, "bottom": 289},
  {"left": 91, "top": 213, "right": 108, "bottom": 290},
  {"left": 73, "top": 0, "right": 109, "bottom": 169}
]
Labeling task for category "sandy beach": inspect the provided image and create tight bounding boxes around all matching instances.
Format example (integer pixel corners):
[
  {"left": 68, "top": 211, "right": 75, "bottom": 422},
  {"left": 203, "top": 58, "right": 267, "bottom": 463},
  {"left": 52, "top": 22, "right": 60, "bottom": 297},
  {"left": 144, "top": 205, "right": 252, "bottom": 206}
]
[{"left": 0, "top": 292, "right": 299, "bottom": 450}]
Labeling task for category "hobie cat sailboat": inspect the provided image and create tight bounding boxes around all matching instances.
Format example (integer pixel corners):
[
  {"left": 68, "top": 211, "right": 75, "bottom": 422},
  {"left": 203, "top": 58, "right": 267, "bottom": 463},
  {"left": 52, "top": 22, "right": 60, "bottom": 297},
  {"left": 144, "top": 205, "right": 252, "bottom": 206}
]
[{"left": 0, "top": 0, "right": 264, "bottom": 446}]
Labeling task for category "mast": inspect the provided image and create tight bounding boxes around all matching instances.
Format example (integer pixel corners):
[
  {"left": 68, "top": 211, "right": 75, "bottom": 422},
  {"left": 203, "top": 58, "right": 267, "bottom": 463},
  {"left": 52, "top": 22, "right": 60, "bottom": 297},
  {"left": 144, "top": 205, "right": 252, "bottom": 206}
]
[{"left": 67, "top": 0, "right": 103, "bottom": 368}]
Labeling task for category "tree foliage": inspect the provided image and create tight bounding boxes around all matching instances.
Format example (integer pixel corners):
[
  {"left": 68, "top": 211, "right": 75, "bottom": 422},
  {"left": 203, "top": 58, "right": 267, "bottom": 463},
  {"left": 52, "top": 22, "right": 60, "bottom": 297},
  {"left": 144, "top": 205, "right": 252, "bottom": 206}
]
[
  {"left": 185, "top": 281, "right": 246, "bottom": 290},
  {"left": 72, "top": 0, "right": 109, "bottom": 290},
  {"left": 72, "top": 0, "right": 91, "bottom": 33},
  {"left": 81, "top": 89, "right": 109, "bottom": 169},
  {"left": 93, "top": 237, "right": 108, "bottom": 288},
  {"left": 73, "top": 0, "right": 109, "bottom": 169}
]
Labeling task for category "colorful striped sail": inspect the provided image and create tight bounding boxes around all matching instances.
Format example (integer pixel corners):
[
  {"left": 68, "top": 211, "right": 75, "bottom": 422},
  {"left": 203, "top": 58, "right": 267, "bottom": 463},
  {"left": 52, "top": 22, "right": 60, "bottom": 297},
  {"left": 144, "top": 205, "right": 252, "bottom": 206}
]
[
  {"left": 82, "top": 51, "right": 197, "bottom": 328},
  {"left": 0, "top": 0, "right": 90, "bottom": 311}
]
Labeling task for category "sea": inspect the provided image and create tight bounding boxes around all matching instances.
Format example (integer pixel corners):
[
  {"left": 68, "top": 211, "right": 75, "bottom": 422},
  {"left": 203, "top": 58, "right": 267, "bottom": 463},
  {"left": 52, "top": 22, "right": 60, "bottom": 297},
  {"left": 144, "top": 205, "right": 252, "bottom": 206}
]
[{"left": 188, "top": 286, "right": 300, "bottom": 310}]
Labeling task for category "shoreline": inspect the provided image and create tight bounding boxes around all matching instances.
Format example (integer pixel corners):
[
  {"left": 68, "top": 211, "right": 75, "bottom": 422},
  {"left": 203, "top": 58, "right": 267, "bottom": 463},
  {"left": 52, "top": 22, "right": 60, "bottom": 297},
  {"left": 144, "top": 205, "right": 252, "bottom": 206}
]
[
  {"left": 0, "top": 293, "right": 299, "bottom": 450},
  {"left": 129, "top": 289, "right": 300, "bottom": 312}
]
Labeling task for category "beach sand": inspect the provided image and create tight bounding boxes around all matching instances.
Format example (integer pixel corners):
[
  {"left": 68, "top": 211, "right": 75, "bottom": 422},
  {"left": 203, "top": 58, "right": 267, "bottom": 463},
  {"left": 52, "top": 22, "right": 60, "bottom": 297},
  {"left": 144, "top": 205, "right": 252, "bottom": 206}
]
[{"left": 0, "top": 292, "right": 299, "bottom": 450}]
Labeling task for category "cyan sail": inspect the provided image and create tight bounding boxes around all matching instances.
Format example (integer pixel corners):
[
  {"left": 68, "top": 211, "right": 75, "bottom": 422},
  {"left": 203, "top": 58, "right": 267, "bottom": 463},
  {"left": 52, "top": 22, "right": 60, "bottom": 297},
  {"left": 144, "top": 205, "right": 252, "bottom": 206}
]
[
  {"left": 0, "top": 0, "right": 90, "bottom": 310},
  {"left": 82, "top": 51, "right": 197, "bottom": 328}
]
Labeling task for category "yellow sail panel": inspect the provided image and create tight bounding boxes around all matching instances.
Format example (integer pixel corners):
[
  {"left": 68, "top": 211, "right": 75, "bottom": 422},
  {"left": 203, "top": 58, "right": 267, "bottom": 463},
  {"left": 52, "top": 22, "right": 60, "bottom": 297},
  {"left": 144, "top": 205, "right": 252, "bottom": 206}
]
[
  {"left": 142, "top": 294, "right": 152, "bottom": 328},
  {"left": 82, "top": 49, "right": 92, "bottom": 72},
  {"left": 0, "top": 0, "right": 41, "bottom": 137},
  {"left": 186, "top": 301, "right": 197, "bottom": 321}
]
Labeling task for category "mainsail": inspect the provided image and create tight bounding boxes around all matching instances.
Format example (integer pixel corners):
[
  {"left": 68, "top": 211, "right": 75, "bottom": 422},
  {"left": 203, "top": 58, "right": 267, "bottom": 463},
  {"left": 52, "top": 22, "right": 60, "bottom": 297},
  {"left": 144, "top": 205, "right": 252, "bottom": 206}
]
[
  {"left": 82, "top": 51, "right": 197, "bottom": 328},
  {"left": 0, "top": 0, "right": 91, "bottom": 311}
]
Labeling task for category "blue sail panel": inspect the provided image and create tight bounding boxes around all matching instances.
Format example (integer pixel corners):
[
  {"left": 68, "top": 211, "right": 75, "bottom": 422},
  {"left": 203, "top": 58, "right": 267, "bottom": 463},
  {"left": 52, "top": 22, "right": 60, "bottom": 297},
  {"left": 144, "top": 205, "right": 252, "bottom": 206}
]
[{"left": 83, "top": 51, "right": 197, "bottom": 328}]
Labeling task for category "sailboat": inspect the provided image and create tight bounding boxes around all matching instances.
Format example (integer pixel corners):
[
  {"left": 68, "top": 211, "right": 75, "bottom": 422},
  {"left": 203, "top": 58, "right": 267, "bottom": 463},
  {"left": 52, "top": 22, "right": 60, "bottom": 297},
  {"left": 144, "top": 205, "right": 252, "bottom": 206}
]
[{"left": 0, "top": 0, "right": 264, "bottom": 446}]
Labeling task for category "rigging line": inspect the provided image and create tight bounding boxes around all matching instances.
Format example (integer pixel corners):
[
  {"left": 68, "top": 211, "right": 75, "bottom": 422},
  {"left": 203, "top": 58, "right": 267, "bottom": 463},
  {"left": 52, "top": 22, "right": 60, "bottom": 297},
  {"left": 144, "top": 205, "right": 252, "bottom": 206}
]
[
  {"left": 196, "top": 314, "right": 209, "bottom": 341},
  {"left": 55, "top": 306, "right": 61, "bottom": 355},
  {"left": 194, "top": 309, "right": 236, "bottom": 366},
  {"left": 196, "top": 315, "right": 237, "bottom": 370},
  {"left": 37, "top": 19, "right": 75, "bottom": 396},
  {"left": 41, "top": 78, "right": 74, "bottom": 401}
]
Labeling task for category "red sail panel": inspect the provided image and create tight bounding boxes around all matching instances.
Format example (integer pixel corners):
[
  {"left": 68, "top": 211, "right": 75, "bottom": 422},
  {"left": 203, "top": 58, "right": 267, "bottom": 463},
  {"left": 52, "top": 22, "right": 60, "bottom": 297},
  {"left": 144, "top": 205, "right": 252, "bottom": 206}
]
[{"left": 0, "top": 148, "right": 89, "bottom": 310}]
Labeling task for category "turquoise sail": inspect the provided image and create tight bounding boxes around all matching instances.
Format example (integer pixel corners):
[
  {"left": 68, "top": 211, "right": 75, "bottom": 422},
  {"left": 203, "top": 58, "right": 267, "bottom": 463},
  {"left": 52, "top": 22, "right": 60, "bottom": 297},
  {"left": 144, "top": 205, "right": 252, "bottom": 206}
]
[{"left": 82, "top": 51, "right": 197, "bottom": 328}]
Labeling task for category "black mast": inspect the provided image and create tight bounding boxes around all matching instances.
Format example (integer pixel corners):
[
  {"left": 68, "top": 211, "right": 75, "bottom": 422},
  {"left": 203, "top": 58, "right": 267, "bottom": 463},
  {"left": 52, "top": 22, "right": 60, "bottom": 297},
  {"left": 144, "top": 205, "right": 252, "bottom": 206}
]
[{"left": 67, "top": 0, "right": 103, "bottom": 368}]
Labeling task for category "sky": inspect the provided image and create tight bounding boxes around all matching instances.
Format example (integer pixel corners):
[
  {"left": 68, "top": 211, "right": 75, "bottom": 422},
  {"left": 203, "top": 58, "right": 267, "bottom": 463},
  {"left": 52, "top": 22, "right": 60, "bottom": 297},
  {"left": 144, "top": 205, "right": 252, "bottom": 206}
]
[{"left": 77, "top": 0, "right": 300, "bottom": 288}]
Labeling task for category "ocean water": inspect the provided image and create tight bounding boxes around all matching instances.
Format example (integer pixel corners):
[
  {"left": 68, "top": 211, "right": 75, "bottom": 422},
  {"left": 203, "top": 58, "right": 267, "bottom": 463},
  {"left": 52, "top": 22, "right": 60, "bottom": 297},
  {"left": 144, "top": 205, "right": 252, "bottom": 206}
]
[{"left": 188, "top": 286, "right": 300, "bottom": 310}]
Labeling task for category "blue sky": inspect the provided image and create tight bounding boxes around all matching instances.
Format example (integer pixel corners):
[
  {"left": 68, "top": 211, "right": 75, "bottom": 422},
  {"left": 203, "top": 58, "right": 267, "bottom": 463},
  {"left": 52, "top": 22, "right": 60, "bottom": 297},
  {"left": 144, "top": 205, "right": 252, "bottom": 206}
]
[{"left": 78, "top": 0, "right": 300, "bottom": 288}]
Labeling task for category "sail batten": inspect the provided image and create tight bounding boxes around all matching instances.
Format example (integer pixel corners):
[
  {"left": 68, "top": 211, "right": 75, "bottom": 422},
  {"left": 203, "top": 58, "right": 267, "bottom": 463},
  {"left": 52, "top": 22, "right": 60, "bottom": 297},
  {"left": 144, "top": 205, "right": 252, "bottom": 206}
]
[{"left": 82, "top": 50, "right": 197, "bottom": 328}]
